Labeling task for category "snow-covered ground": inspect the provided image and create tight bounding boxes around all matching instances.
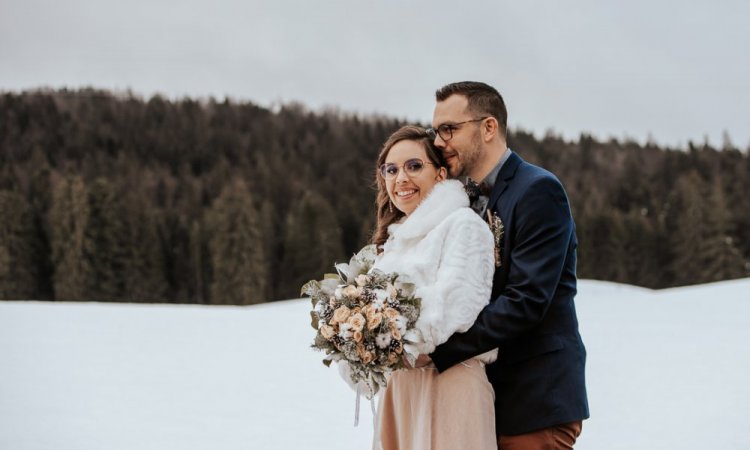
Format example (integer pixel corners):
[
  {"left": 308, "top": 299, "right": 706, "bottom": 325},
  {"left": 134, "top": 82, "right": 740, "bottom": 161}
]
[{"left": 1, "top": 279, "right": 748, "bottom": 450}]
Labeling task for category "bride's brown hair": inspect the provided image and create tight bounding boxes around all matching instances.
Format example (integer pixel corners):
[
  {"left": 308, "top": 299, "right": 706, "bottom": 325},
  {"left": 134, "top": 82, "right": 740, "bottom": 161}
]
[{"left": 371, "top": 126, "right": 447, "bottom": 252}]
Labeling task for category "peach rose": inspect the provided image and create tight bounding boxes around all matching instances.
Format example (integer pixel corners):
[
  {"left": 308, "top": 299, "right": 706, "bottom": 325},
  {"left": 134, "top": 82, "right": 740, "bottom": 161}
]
[
  {"left": 363, "top": 304, "right": 377, "bottom": 317},
  {"left": 331, "top": 305, "right": 351, "bottom": 324},
  {"left": 361, "top": 351, "right": 375, "bottom": 364},
  {"left": 387, "top": 352, "right": 399, "bottom": 365},
  {"left": 352, "top": 330, "right": 364, "bottom": 343},
  {"left": 341, "top": 285, "right": 359, "bottom": 298},
  {"left": 367, "top": 312, "right": 383, "bottom": 330},
  {"left": 355, "top": 274, "right": 370, "bottom": 286},
  {"left": 348, "top": 313, "right": 366, "bottom": 332},
  {"left": 320, "top": 325, "right": 335, "bottom": 339},
  {"left": 390, "top": 325, "right": 401, "bottom": 340},
  {"left": 383, "top": 308, "right": 399, "bottom": 320}
]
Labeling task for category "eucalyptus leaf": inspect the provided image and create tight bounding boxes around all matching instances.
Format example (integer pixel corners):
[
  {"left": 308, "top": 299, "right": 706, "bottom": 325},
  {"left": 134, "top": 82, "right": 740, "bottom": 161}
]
[
  {"left": 335, "top": 263, "right": 350, "bottom": 281},
  {"left": 300, "top": 280, "right": 321, "bottom": 297},
  {"left": 397, "top": 281, "right": 416, "bottom": 298}
]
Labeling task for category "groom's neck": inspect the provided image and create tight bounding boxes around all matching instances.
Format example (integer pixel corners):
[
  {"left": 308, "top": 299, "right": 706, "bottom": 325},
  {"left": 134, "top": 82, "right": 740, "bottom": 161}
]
[{"left": 469, "top": 142, "right": 508, "bottom": 182}]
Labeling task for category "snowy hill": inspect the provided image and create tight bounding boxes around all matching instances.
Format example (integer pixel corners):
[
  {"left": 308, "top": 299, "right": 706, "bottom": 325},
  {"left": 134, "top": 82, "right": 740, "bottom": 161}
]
[{"left": 1, "top": 279, "right": 749, "bottom": 450}]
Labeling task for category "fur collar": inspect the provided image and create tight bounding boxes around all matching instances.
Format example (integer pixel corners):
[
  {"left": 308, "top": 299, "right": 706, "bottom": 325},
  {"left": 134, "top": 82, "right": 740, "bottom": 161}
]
[{"left": 386, "top": 179, "right": 469, "bottom": 242}]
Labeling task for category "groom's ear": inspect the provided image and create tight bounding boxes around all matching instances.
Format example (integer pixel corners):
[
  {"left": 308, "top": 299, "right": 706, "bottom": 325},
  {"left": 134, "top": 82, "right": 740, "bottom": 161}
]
[
  {"left": 482, "top": 117, "right": 499, "bottom": 142},
  {"left": 436, "top": 167, "right": 447, "bottom": 181}
]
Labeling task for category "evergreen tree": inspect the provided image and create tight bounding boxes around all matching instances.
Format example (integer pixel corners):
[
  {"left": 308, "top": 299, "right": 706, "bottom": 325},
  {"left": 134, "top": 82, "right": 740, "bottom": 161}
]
[
  {"left": 0, "top": 191, "right": 39, "bottom": 299},
  {"left": 188, "top": 218, "right": 208, "bottom": 303},
  {"left": 669, "top": 172, "right": 745, "bottom": 285},
  {"left": 576, "top": 210, "right": 627, "bottom": 283},
  {"left": 84, "top": 178, "right": 126, "bottom": 300},
  {"left": 278, "top": 189, "right": 345, "bottom": 300},
  {"left": 49, "top": 176, "right": 91, "bottom": 300},
  {"left": 205, "top": 179, "right": 267, "bottom": 305},
  {"left": 258, "top": 198, "right": 277, "bottom": 300},
  {"left": 120, "top": 193, "right": 169, "bottom": 302}
]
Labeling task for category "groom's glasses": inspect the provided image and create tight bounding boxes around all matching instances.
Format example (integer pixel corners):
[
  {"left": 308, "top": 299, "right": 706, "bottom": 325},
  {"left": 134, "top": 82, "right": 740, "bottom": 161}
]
[
  {"left": 380, "top": 158, "right": 434, "bottom": 180},
  {"left": 426, "top": 117, "right": 489, "bottom": 142}
]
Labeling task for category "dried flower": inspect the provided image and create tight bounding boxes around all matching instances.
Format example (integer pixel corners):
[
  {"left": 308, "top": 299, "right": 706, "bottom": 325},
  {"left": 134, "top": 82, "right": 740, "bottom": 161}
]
[
  {"left": 355, "top": 274, "right": 370, "bottom": 286},
  {"left": 305, "top": 243, "right": 423, "bottom": 398},
  {"left": 361, "top": 351, "right": 375, "bottom": 364},
  {"left": 331, "top": 305, "right": 352, "bottom": 324},
  {"left": 338, "top": 323, "right": 353, "bottom": 340},
  {"left": 367, "top": 312, "right": 383, "bottom": 330},
  {"left": 386, "top": 283, "right": 398, "bottom": 299},
  {"left": 320, "top": 325, "right": 336, "bottom": 339},
  {"left": 383, "top": 307, "right": 399, "bottom": 320},
  {"left": 348, "top": 313, "right": 366, "bottom": 332},
  {"left": 375, "top": 333, "right": 392, "bottom": 349},
  {"left": 341, "top": 285, "right": 359, "bottom": 298}
]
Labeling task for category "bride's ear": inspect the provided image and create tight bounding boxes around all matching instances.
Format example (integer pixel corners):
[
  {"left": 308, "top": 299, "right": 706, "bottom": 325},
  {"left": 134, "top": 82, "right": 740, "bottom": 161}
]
[{"left": 436, "top": 167, "right": 447, "bottom": 181}]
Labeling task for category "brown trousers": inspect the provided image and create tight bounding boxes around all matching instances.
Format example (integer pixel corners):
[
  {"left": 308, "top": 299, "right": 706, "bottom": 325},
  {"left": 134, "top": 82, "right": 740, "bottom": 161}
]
[{"left": 497, "top": 421, "right": 583, "bottom": 450}]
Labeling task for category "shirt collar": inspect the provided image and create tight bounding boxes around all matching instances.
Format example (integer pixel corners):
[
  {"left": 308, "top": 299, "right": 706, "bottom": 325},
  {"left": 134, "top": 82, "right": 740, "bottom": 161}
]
[{"left": 481, "top": 147, "right": 512, "bottom": 187}]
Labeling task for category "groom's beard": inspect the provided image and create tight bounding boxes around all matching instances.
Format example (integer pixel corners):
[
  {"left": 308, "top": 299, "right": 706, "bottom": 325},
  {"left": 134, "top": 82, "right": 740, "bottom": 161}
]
[{"left": 449, "top": 133, "right": 483, "bottom": 179}]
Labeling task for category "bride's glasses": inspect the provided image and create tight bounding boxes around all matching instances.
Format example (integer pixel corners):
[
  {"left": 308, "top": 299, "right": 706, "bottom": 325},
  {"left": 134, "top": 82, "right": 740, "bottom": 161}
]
[{"left": 379, "top": 158, "right": 434, "bottom": 180}]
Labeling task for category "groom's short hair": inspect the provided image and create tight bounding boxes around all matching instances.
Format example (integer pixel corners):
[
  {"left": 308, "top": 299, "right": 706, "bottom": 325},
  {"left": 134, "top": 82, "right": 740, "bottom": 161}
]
[{"left": 436, "top": 81, "right": 508, "bottom": 137}]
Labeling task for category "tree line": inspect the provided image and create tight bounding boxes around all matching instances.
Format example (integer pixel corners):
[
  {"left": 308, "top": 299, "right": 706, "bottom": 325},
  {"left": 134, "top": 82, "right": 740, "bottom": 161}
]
[{"left": 0, "top": 89, "right": 748, "bottom": 304}]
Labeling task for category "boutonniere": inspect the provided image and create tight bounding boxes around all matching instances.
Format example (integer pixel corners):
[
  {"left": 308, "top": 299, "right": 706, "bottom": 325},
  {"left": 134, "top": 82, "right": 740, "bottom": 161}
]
[{"left": 486, "top": 210, "right": 504, "bottom": 267}]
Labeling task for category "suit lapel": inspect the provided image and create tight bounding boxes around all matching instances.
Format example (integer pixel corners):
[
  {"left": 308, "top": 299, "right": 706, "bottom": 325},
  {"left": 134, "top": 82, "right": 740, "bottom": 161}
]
[{"left": 488, "top": 151, "right": 522, "bottom": 209}]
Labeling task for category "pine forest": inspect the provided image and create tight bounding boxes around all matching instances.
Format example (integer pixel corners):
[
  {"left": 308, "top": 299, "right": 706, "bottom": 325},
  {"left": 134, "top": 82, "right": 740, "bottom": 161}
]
[{"left": 1, "top": 89, "right": 748, "bottom": 304}]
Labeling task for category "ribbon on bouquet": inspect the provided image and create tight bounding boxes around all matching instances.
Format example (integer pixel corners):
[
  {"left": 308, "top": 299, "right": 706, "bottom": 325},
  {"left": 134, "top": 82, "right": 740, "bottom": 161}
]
[{"left": 354, "top": 384, "right": 381, "bottom": 449}]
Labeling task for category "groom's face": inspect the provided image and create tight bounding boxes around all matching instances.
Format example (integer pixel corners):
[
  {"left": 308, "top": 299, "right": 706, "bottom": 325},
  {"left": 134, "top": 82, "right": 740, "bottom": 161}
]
[{"left": 432, "top": 94, "right": 483, "bottom": 179}]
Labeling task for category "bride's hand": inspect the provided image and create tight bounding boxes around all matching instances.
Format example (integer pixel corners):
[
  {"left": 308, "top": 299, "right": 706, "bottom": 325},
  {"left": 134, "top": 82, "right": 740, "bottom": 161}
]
[{"left": 403, "top": 354, "right": 433, "bottom": 369}]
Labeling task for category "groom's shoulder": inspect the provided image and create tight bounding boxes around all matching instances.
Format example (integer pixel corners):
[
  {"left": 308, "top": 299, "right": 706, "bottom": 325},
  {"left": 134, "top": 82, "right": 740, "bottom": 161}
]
[{"left": 515, "top": 157, "right": 565, "bottom": 191}]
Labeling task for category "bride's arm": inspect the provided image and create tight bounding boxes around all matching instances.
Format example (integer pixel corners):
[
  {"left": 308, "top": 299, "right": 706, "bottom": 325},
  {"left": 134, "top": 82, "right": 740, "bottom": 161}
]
[{"left": 414, "top": 212, "right": 495, "bottom": 354}]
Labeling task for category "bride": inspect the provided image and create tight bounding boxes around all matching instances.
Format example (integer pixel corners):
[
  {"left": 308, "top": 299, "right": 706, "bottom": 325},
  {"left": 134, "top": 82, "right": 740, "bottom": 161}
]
[{"left": 341, "top": 125, "right": 498, "bottom": 449}]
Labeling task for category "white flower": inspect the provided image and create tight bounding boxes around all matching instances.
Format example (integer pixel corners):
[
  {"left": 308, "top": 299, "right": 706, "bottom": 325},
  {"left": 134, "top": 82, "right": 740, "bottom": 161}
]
[
  {"left": 374, "top": 289, "right": 389, "bottom": 302},
  {"left": 394, "top": 316, "right": 408, "bottom": 334},
  {"left": 338, "top": 323, "right": 353, "bottom": 339},
  {"left": 375, "top": 333, "right": 392, "bottom": 349},
  {"left": 320, "top": 278, "right": 339, "bottom": 295}
]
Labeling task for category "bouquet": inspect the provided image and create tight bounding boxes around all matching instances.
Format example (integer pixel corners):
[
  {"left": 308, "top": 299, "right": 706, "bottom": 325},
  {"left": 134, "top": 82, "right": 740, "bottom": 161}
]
[{"left": 304, "top": 244, "right": 422, "bottom": 398}]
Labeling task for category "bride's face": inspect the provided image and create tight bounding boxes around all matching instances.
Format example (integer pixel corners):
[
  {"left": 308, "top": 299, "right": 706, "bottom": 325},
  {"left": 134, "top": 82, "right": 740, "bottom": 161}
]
[{"left": 383, "top": 140, "right": 446, "bottom": 216}]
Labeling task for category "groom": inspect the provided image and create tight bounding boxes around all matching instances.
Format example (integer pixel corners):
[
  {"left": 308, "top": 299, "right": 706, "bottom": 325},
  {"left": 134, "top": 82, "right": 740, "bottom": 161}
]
[{"left": 426, "top": 81, "right": 589, "bottom": 449}]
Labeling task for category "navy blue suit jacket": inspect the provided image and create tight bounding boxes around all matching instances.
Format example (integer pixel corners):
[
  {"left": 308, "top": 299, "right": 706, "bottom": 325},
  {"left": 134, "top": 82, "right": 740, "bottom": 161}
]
[{"left": 430, "top": 152, "right": 589, "bottom": 435}]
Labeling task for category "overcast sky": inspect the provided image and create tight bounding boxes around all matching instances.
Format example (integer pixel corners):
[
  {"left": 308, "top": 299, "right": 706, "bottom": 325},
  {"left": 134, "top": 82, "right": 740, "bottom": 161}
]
[{"left": 1, "top": 0, "right": 748, "bottom": 148}]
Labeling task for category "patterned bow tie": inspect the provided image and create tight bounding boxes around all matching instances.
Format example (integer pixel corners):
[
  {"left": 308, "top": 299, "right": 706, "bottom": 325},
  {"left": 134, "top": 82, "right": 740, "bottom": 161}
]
[{"left": 462, "top": 177, "right": 491, "bottom": 215}]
